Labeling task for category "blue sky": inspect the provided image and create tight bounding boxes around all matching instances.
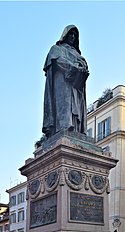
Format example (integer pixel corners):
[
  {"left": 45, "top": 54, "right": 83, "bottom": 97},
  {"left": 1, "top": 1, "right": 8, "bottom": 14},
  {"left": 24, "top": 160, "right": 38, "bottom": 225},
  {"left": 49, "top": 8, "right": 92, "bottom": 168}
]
[{"left": 0, "top": 1, "right": 125, "bottom": 203}]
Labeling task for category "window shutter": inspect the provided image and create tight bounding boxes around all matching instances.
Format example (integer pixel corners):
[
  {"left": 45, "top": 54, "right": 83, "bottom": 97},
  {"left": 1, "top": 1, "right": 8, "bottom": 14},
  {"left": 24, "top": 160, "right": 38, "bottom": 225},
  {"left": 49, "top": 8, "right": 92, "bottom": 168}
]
[
  {"left": 108, "top": 116, "right": 111, "bottom": 135},
  {"left": 14, "top": 213, "right": 16, "bottom": 223},
  {"left": 106, "top": 116, "right": 111, "bottom": 136},
  {"left": 98, "top": 122, "right": 102, "bottom": 141},
  {"left": 18, "top": 194, "right": 19, "bottom": 204},
  {"left": 22, "top": 210, "right": 24, "bottom": 220},
  {"left": 23, "top": 192, "right": 25, "bottom": 202}
]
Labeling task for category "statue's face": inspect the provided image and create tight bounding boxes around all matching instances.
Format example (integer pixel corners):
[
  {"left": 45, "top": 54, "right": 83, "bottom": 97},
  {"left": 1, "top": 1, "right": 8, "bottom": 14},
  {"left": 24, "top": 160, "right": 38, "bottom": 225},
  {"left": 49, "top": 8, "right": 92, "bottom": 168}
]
[{"left": 65, "top": 29, "right": 77, "bottom": 46}]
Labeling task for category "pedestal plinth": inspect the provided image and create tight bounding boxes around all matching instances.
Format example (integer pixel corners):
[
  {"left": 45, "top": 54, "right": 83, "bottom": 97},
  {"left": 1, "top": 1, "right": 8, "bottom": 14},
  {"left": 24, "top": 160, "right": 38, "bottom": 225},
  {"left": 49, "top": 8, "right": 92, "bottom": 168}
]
[{"left": 20, "top": 130, "right": 118, "bottom": 232}]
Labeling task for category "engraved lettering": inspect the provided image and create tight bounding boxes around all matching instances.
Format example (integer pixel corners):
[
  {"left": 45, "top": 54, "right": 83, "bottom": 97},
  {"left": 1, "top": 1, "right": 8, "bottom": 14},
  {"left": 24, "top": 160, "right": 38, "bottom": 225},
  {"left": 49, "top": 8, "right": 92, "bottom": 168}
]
[{"left": 70, "top": 192, "right": 104, "bottom": 224}]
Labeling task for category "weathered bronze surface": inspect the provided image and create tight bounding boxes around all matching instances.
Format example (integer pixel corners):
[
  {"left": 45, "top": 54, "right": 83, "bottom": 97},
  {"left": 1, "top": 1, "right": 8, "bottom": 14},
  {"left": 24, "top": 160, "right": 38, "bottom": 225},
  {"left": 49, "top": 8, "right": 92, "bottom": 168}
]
[
  {"left": 92, "top": 175, "right": 105, "bottom": 190},
  {"left": 68, "top": 170, "right": 82, "bottom": 185},
  {"left": 47, "top": 171, "right": 58, "bottom": 188},
  {"left": 70, "top": 192, "right": 104, "bottom": 224},
  {"left": 42, "top": 25, "right": 89, "bottom": 138},
  {"left": 34, "top": 128, "right": 101, "bottom": 156},
  {"left": 30, "top": 193, "right": 57, "bottom": 228},
  {"left": 30, "top": 179, "right": 40, "bottom": 195}
]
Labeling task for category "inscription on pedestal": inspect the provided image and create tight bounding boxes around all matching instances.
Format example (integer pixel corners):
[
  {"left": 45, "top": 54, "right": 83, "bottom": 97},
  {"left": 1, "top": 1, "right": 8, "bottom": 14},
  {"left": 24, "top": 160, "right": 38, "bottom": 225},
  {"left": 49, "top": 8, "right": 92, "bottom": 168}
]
[
  {"left": 30, "top": 193, "right": 57, "bottom": 228},
  {"left": 70, "top": 192, "right": 104, "bottom": 224}
]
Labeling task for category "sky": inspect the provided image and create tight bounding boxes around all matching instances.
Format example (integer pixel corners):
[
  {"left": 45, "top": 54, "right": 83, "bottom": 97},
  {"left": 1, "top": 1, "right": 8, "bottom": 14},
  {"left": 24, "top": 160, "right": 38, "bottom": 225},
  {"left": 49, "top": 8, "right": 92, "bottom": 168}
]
[{"left": 0, "top": 0, "right": 125, "bottom": 203}]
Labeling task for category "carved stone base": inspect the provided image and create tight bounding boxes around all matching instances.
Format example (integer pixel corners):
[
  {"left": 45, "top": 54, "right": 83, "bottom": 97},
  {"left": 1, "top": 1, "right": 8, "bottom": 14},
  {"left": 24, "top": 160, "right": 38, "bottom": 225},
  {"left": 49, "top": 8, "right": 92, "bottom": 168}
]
[{"left": 20, "top": 130, "right": 118, "bottom": 232}]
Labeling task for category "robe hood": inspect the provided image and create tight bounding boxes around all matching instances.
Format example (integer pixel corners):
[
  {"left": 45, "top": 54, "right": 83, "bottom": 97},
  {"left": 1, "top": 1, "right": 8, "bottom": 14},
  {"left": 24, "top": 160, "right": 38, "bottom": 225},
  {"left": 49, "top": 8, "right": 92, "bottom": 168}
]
[
  {"left": 56, "top": 25, "right": 81, "bottom": 54},
  {"left": 43, "top": 25, "right": 81, "bottom": 72}
]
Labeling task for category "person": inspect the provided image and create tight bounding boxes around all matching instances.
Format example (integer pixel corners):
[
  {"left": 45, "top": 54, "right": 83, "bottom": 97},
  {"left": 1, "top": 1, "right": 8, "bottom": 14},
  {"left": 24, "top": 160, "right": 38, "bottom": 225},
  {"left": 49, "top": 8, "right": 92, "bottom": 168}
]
[{"left": 42, "top": 25, "right": 89, "bottom": 138}]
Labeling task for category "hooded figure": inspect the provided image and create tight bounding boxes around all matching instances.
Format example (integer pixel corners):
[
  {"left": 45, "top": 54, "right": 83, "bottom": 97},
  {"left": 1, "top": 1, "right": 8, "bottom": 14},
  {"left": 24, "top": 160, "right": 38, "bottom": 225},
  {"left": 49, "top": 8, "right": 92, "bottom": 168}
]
[{"left": 42, "top": 25, "right": 89, "bottom": 138}]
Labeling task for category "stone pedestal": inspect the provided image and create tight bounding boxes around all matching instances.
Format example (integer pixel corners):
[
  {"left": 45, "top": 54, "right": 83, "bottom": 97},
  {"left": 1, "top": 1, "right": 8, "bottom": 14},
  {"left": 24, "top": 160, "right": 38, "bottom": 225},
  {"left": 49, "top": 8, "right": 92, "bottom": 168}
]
[{"left": 20, "top": 130, "right": 118, "bottom": 232}]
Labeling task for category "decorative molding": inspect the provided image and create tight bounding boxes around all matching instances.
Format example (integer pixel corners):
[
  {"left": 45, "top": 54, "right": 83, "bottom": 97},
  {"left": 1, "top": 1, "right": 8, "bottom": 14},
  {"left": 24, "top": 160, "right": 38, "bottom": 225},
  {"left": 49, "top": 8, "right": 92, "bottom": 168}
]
[
  {"left": 27, "top": 169, "right": 110, "bottom": 199},
  {"left": 84, "top": 174, "right": 89, "bottom": 190},
  {"left": 63, "top": 159, "right": 108, "bottom": 175},
  {"left": 27, "top": 178, "right": 42, "bottom": 199},
  {"left": 59, "top": 168, "right": 65, "bottom": 186},
  {"left": 89, "top": 175, "right": 110, "bottom": 194},
  {"left": 44, "top": 170, "right": 60, "bottom": 192},
  {"left": 112, "top": 218, "right": 121, "bottom": 228},
  {"left": 64, "top": 169, "right": 110, "bottom": 194},
  {"left": 64, "top": 168, "right": 85, "bottom": 191}
]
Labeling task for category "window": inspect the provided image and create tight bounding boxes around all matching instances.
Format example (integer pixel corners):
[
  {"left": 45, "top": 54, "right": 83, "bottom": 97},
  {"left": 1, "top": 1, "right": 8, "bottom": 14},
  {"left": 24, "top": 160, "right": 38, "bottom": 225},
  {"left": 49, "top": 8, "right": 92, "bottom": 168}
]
[
  {"left": 4, "top": 224, "right": 9, "bottom": 232},
  {"left": 10, "top": 212, "right": 16, "bottom": 224},
  {"left": 18, "top": 192, "right": 25, "bottom": 204},
  {"left": 97, "top": 117, "right": 111, "bottom": 141},
  {"left": 0, "top": 226, "right": 3, "bottom": 232},
  {"left": 87, "top": 128, "right": 92, "bottom": 137},
  {"left": 10, "top": 195, "right": 16, "bottom": 207},
  {"left": 18, "top": 210, "right": 24, "bottom": 222}
]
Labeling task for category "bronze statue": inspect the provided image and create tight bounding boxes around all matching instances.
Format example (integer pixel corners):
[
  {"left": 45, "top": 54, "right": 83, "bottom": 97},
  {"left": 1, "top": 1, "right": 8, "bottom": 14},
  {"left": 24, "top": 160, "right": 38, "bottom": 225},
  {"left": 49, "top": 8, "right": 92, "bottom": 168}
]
[{"left": 42, "top": 25, "right": 89, "bottom": 138}]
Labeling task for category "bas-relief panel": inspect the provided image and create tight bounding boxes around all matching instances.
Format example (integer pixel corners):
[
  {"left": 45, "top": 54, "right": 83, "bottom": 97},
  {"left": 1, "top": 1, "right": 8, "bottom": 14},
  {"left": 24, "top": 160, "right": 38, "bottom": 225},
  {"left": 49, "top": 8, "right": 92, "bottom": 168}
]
[
  {"left": 30, "top": 193, "right": 57, "bottom": 228},
  {"left": 30, "top": 191, "right": 104, "bottom": 228}
]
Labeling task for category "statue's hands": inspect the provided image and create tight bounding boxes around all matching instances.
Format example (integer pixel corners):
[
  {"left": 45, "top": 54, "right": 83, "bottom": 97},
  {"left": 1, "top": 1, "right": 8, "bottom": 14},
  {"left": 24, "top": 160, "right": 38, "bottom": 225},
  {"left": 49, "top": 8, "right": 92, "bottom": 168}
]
[{"left": 65, "top": 65, "right": 89, "bottom": 83}]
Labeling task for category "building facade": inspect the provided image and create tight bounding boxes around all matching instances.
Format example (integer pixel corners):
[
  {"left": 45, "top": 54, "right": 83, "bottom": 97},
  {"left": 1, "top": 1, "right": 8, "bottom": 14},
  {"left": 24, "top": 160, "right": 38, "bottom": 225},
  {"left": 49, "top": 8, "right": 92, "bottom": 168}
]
[
  {"left": 0, "top": 203, "right": 9, "bottom": 232},
  {"left": 87, "top": 85, "right": 125, "bottom": 232},
  {"left": 6, "top": 182, "right": 27, "bottom": 232}
]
